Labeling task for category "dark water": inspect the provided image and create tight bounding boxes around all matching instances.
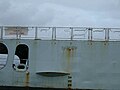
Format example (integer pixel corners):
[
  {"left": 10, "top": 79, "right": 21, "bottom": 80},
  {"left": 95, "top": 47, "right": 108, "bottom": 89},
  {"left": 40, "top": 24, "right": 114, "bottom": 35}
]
[{"left": 0, "top": 86, "right": 69, "bottom": 90}]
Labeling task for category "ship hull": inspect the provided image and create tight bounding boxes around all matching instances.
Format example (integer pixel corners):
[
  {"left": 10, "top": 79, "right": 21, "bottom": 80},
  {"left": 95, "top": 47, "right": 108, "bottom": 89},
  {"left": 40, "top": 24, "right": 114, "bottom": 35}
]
[{"left": 1, "top": 40, "right": 120, "bottom": 89}]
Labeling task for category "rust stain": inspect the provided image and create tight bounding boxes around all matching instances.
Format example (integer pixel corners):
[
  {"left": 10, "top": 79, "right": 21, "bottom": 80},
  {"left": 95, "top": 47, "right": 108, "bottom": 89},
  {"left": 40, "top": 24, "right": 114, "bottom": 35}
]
[
  {"left": 103, "top": 41, "right": 108, "bottom": 45},
  {"left": 51, "top": 41, "right": 56, "bottom": 45},
  {"left": 62, "top": 46, "right": 76, "bottom": 73},
  {"left": 66, "top": 47, "right": 74, "bottom": 61},
  {"left": 88, "top": 41, "right": 93, "bottom": 46},
  {"left": 25, "top": 71, "right": 29, "bottom": 87},
  {"left": 66, "top": 47, "right": 74, "bottom": 73},
  {"left": 67, "top": 48, "right": 72, "bottom": 58}
]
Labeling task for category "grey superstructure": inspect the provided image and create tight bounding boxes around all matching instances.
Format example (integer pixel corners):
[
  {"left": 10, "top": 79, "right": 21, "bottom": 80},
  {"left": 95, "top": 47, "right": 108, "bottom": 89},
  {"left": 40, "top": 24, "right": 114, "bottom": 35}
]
[{"left": 0, "top": 26, "right": 120, "bottom": 90}]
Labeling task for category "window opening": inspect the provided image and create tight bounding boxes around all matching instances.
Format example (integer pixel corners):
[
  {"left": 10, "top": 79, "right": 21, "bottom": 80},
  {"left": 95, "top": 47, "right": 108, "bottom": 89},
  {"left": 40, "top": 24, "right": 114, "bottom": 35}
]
[
  {"left": 0, "top": 43, "right": 8, "bottom": 69},
  {"left": 13, "top": 44, "right": 29, "bottom": 71}
]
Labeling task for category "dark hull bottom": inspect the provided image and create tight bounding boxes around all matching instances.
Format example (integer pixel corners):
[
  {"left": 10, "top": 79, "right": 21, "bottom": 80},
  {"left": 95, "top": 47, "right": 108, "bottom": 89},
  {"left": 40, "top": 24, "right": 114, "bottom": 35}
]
[
  {"left": 0, "top": 86, "right": 94, "bottom": 90},
  {"left": 0, "top": 86, "right": 66, "bottom": 90},
  {"left": 0, "top": 86, "right": 65, "bottom": 90}
]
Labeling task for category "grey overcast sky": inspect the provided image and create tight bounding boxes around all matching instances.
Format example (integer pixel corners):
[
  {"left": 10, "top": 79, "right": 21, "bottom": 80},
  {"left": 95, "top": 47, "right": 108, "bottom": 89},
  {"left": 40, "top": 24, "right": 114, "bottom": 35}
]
[{"left": 0, "top": 0, "right": 120, "bottom": 27}]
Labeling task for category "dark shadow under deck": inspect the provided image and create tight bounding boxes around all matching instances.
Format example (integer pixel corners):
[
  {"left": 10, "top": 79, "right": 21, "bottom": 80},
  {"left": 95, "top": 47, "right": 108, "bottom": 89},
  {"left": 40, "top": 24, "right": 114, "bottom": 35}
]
[{"left": 0, "top": 86, "right": 96, "bottom": 90}]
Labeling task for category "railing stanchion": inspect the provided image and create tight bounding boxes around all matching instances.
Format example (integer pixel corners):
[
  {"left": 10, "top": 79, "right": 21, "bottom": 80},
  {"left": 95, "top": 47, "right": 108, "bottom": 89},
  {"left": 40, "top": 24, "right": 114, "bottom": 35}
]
[
  {"left": 35, "top": 27, "right": 38, "bottom": 39},
  {"left": 16, "top": 27, "right": 19, "bottom": 39},
  {"left": 71, "top": 27, "right": 73, "bottom": 40},
  {"left": 19, "top": 28, "right": 21, "bottom": 39},
  {"left": 88, "top": 28, "right": 92, "bottom": 41},
  {"left": 1, "top": 27, "right": 3, "bottom": 39},
  {"left": 52, "top": 27, "right": 56, "bottom": 40},
  {"left": 105, "top": 28, "right": 109, "bottom": 41}
]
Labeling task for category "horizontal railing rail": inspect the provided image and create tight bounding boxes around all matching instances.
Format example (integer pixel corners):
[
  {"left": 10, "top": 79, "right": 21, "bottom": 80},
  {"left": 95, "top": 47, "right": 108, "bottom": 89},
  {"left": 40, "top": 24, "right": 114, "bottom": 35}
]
[{"left": 0, "top": 26, "right": 120, "bottom": 41}]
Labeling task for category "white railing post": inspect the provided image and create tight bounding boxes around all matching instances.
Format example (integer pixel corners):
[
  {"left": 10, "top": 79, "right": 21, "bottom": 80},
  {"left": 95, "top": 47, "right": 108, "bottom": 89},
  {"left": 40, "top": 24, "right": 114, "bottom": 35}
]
[
  {"left": 19, "top": 28, "right": 21, "bottom": 39},
  {"left": 88, "top": 28, "right": 92, "bottom": 41},
  {"left": 70, "top": 27, "right": 73, "bottom": 40},
  {"left": 1, "top": 26, "right": 3, "bottom": 39},
  {"left": 52, "top": 27, "right": 56, "bottom": 40},
  {"left": 16, "top": 27, "right": 19, "bottom": 39},
  {"left": 35, "top": 27, "right": 38, "bottom": 39},
  {"left": 105, "top": 28, "right": 109, "bottom": 41}
]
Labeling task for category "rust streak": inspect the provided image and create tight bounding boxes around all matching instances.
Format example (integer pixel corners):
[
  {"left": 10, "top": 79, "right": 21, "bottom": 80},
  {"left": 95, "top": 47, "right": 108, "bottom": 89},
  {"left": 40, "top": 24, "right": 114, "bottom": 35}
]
[
  {"left": 25, "top": 71, "right": 29, "bottom": 87},
  {"left": 66, "top": 47, "right": 74, "bottom": 73},
  {"left": 66, "top": 48, "right": 73, "bottom": 62}
]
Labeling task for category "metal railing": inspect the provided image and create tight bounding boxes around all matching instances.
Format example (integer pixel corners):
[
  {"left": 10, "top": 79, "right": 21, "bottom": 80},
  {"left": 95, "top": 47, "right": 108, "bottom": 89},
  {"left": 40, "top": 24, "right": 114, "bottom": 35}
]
[{"left": 0, "top": 26, "right": 120, "bottom": 41}]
